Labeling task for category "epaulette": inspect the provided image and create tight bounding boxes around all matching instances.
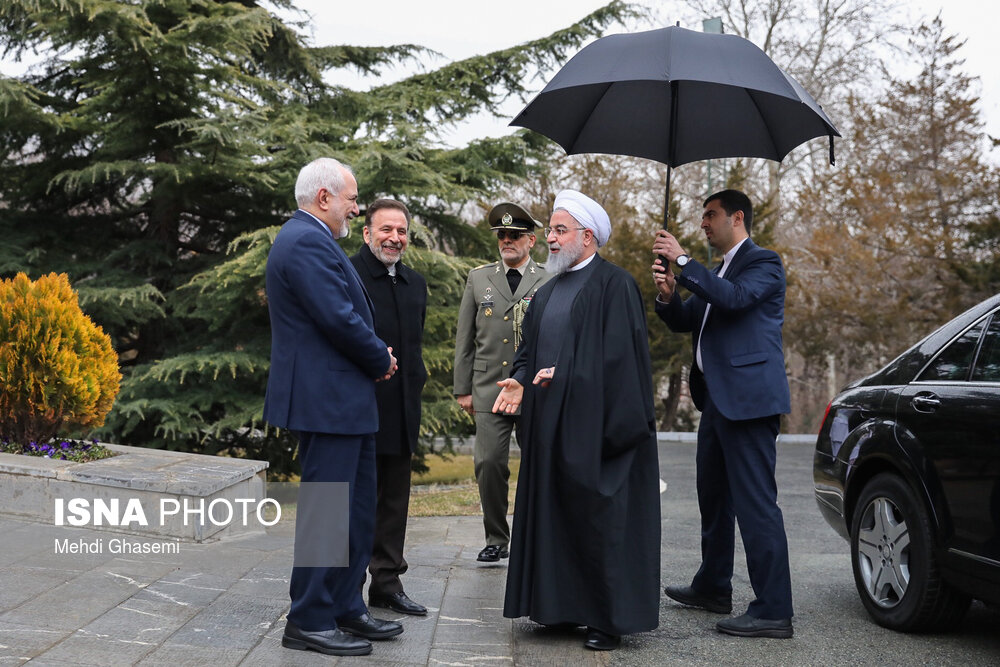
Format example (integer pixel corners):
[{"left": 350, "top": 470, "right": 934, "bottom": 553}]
[{"left": 470, "top": 262, "right": 496, "bottom": 272}]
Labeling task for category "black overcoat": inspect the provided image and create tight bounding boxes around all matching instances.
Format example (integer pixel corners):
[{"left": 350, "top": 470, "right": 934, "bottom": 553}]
[
  {"left": 502, "top": 255, "right": 661, "bottom": 635},
  {"left": 350, "top": 244, "right": 427, "bottom": 456}
]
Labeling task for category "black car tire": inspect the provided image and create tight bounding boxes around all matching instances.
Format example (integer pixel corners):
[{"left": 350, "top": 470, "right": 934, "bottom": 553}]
[{"left": 849, "top": 473, "right": 971, "bottom": 632}]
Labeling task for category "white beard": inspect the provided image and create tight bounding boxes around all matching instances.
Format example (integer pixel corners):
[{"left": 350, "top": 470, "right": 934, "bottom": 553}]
[
  {"left": 369, "top": 240, "right": 403, "bottom": 266},
  {"left": 546, "top": 234, "right": 585, "bottom": 274}
]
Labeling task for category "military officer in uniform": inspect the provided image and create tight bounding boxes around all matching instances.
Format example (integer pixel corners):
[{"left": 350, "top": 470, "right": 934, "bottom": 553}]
[{"left": 454, "top": 202, "right": 550, "bottom": 562}]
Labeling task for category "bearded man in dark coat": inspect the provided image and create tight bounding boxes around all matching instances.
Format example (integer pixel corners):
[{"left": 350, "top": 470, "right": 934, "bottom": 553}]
[
  {"left": 493, "top": 190, "right": 660, "bottom": 652},
  {"left": 350, "top": 198, "right": 428, "bottom": 617}
]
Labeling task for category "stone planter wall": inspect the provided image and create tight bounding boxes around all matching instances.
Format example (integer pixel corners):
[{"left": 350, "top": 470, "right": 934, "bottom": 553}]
[{"left": 0, "top": 444, "right": 268, "bottom": 543}]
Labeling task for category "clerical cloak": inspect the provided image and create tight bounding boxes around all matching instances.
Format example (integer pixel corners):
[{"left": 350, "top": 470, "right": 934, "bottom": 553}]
[{"left": 502, "top": 255, "right": 660, "bottom": 635}]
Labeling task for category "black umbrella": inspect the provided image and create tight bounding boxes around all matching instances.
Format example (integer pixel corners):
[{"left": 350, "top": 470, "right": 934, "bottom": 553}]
[{"left": 510, "top": 25, "right": 840, "bottom": 227}]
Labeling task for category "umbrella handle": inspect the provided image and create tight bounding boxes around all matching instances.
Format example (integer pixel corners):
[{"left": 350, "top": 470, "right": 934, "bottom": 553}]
[{"left": 662, "top": 164, "right": 672, "bottom": 231}]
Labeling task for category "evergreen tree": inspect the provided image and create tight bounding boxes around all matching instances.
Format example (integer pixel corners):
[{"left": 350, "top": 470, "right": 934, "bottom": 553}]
[{"left": 0, "top": 1, "right": 636, "bottom": 471}]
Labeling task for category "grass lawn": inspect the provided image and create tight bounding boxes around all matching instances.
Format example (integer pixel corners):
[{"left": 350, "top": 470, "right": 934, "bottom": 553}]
[{"left": 409, "top": 453, "right": 520, "bottom": 517}]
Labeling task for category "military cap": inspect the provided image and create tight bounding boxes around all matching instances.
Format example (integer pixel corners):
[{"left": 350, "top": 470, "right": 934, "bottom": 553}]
[{"left": 488, "top": 202, "right": 543, "bottom": 232}]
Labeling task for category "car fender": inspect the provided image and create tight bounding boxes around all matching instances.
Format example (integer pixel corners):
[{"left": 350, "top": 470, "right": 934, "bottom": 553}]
[
  {"left": 891, "top": 418, "right": 953, "bottom": 542},
  {"left": 840, "top": 420, "right": 937, "bottom": 535}
]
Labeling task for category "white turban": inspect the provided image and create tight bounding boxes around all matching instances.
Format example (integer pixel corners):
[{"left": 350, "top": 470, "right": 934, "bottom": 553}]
[{"left": 553, "top": 189, "right": 611, "bottom": 247}]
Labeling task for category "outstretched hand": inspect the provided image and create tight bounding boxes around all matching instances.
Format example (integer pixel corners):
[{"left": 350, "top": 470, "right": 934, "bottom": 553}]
[{"left": 492, "top": 378, "right": 524, "bottom": 415}]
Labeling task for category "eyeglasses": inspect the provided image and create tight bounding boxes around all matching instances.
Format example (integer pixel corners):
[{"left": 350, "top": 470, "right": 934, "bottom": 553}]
[
  {"left": 544, "top": 225, "right": 587, "bottom": 237},
  {"left": 496, "top": 230, "right": 525, "bottom": 241}
]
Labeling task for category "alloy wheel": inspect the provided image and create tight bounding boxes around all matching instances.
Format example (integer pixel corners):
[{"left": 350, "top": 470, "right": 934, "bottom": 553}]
[{"left": 855, "top": 496, "right": 911, "bottom": 608}]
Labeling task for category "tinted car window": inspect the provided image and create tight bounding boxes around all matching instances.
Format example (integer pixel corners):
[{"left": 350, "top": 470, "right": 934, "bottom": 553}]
[
  {"left": 918, "top": 320, "right": 985, "bottom": 382},
  {"left": 971, "top": 314, "right": 1000, "bottom": 382}
]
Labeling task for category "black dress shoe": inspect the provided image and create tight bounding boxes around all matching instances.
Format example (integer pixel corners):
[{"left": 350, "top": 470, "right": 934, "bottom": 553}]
[
  {"left": 540, "top": 622, "right": 583, "bottom": 630},
  {"left": 282, "top": 620, "right": 372, "bottom": 656},
  {"left": 369, "top": 590, "right": 428, "bottom": 616},
  {"left": 337, "top": 611, "right": 404, "bottom": 640},
  {"left": 477, "top": 545, "right": 509, "bottom": 562},
  {"left": 716, "top": 613, "right": 793, "bottom": 639},
  {"left": 664, "top": 584, "right": 733, "bottom": 614},
  {"left": 584, "top": 627, "right": 621, "bottom": 651}
]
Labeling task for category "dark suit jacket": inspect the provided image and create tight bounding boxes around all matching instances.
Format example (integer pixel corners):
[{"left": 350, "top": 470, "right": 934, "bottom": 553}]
[
  {"left": 263, "top": 210, "right": 390, "bottom": 435},
  {"left": 350, "top": 244, "right": 428, "bottom": 456},
  {"left": 655, "top": 238, "right": 790, "bottom": 421}
]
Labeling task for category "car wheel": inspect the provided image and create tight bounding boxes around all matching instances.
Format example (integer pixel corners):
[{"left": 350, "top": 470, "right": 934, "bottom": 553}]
[{"left": 850, "top": 472, "right": 971, "bottom": 632}]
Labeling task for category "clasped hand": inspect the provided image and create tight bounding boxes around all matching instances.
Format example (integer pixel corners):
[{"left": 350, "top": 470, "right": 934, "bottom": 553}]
[
  {"left": 377, "top": 346, "right": 398, "bottom": 382},
  {"left": 651, "top": 230, "right": 680, "bottom": 300}
]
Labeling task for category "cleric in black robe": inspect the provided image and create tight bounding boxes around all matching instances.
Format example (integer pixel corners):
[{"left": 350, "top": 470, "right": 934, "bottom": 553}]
[{"left": 493, "top": 190, "right": 660, "bottom": 651}]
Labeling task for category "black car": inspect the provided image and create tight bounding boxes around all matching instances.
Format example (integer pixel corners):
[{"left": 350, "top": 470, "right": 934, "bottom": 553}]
[{"left": 814, "top": 293, "right": 1000, "bottom": 632}]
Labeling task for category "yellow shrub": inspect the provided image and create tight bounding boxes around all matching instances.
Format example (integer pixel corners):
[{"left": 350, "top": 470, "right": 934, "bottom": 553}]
[{"left": 0, "top": 272, "right": 121, "bottom": 444}]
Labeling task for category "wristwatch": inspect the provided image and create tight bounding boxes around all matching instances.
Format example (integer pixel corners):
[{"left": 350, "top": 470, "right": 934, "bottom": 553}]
[{"left": 675, "top": 254, "right": 691, "bottom": 268}]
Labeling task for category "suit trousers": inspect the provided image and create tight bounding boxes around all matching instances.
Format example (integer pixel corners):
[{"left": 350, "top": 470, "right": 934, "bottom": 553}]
[
  {"left": 288, "top": 431, "right": 376, "bottom": 631},
  {"left": 367, "top": 453, "right": 412, "bottom": 596},
  {"left": 691, "top": 391, "right": 794, "bottom": 620},
  {"left": 474, "top": 410, "right": 516, "bottom": 547}
]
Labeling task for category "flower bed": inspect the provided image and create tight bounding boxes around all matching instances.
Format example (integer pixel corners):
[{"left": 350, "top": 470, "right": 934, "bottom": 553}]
[{"left": 1, "top": 437, "right": 115, "bottom": 463}]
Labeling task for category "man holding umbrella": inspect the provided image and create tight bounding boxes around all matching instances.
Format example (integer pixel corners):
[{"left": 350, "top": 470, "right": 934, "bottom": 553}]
[{"left": 651, "top": 189, "right": 794, "bottom": 639}]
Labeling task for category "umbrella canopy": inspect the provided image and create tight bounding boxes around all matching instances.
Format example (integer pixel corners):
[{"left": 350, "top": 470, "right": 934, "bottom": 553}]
[{"left": 511, "top": 25, "right": 840, "bottom": 169}]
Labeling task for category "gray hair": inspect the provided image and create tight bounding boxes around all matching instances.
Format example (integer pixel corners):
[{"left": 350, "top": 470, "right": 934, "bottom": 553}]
[{"left": 294, "top": 157, "right": 354, "bottom": 208}]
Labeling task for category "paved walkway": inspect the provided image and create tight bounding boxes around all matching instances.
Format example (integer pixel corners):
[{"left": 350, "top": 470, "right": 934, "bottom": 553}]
[
  {"left": 1, "top": 496, "right": 610, "bottom": 666},
  {"left": 4, "top": 440, "right": 999, "bottom": 666}
]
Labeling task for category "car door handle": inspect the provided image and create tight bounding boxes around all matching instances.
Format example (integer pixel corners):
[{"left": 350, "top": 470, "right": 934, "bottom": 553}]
[{"left": 912, "top": 394, "right": 941, "bottom": 412}]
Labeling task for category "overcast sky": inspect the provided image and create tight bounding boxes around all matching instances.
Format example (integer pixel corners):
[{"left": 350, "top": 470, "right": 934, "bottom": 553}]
[
  {"left": 282, "top": 0, "right": 1000, "bottom": 151},
  {"left": 2, "top": 1, "right": 996, "bottom": 151}
]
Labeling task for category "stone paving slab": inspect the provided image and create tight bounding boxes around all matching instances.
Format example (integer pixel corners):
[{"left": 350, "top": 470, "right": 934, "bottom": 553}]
[
  {"left": 0, "top": 523, "right": 72, "bottom": 569},
  {"left": 0, "top": 565, "right": 74, "bottom": 611},
  {"left": 0, "top": 560, "right": 177, "bottom": 633},
  {"left": 0, "top": 622, "right": 74, "bottom": 664},
  {"left": 135, "top": 645, "right": 251, "bottom": 666},
  {"left": 158, "top": 592, "right": 288, "bottom": 651}
]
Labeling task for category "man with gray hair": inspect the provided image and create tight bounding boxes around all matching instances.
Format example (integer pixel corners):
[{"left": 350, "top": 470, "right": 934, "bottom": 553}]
[
  {"left": 264, "top": 157, "right": 403, "bottom": 657},
  {"left": 493, "top": 190, "right": 660, "bottom": 652}
]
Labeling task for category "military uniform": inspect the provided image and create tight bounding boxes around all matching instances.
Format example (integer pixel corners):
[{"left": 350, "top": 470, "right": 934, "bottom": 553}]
[{"left": 454, "top": 204, "right": 550, "bottom": 557}]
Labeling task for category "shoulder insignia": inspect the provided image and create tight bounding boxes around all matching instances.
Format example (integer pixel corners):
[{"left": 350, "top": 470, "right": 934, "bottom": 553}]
[{"left": 470, "top": 262, "right": 496, "bottom": 272}]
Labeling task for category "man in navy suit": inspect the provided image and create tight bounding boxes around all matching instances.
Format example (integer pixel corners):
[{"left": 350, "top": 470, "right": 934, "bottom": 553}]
[
  {"left": 651, "top": 189, "right": 794, "bottom": 639},
  {"left": 264, "top": 157, "right": 404, "bottom": 656}
]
